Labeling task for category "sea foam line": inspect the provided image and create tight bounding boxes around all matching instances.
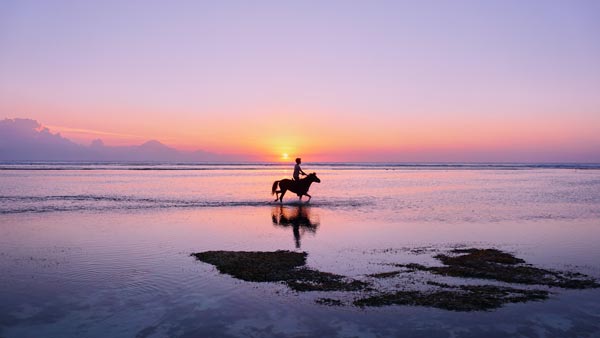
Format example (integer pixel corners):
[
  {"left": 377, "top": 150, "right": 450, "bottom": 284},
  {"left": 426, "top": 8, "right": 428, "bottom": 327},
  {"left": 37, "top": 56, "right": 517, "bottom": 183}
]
[{"left": 0, "top": 195, "right": 370, "bottom": 214}]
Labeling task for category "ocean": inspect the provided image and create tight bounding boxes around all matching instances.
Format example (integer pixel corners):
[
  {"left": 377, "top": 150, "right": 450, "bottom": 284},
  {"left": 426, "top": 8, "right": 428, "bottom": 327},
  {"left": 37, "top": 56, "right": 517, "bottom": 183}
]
[{"left": 1, "top": 162, "right": 600, "bottom": 337}]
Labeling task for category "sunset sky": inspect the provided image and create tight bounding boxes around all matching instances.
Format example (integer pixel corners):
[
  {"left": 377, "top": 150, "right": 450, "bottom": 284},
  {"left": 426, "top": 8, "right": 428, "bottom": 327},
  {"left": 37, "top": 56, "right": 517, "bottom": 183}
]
[{"left": 1, "top": 1, "right": 599, "bottom": 162}]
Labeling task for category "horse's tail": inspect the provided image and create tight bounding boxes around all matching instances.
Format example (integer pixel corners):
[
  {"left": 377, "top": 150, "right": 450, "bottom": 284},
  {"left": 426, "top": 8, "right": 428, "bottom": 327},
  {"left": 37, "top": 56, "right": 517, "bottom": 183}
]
[{"left": 271, "top": 180, "right": 280, "bottom": 195}]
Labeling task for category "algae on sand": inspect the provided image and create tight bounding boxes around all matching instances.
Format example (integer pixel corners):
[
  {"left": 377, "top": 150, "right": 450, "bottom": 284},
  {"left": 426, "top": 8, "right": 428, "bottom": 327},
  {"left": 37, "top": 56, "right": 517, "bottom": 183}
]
[
  {"left": 192, "top": 250, "right": 306, "bottom": 282},
  {"left": 396, "top": 248, "right": 600, "bottom": 289},
  {"left": 353, "top": 284, "right": 549, "bottom": 311},
  {"left": 356, "top": 248, "right": 598, "bottom": 311},
  {"left": 191, "top": 250, "right": 368, "bottom": 292},
  {"left": 315, "top": 298, "right": 345, "bottom": 306},
  {"left": 191, "top": 248, "right": 599, "bottom": 312}
]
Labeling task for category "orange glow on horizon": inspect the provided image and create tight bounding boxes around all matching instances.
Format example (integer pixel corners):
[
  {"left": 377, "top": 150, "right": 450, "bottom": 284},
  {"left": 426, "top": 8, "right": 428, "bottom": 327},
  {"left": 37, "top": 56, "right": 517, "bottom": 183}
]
[{"left": 17, "top": 100, "right": 598, "bottom": 163}]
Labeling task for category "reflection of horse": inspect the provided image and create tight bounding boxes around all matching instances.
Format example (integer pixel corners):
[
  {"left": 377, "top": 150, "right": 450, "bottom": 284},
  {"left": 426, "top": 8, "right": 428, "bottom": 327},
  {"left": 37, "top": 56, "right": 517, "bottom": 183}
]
[
  {"left": 271, "top": 205, "right": 320, "bottom": 248},
  {"left": 271, "top": 173, "right": 321, "bottom": 203}
]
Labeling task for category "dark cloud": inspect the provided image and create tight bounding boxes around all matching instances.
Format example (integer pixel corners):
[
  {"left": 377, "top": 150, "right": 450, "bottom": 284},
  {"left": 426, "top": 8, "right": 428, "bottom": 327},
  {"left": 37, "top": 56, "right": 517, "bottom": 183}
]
[
  {"left": 0, "top": 118, "right": 84, "bottom": 160},
  {"left": 0, "top": 118, "right": 245, "bottom": 162}
]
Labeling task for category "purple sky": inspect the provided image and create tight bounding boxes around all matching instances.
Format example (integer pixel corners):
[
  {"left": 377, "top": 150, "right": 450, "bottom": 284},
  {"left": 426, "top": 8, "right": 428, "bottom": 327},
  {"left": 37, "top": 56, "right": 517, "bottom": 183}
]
[{"left": 1, "top": 1, "right": 599, "bottom": 161}]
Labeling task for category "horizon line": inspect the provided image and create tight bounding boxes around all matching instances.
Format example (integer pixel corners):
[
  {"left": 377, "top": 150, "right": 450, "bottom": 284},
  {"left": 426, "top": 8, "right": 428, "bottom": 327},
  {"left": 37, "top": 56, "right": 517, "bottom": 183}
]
[{"left": 1, "top": 160, "right": 599, "bottom": 165}]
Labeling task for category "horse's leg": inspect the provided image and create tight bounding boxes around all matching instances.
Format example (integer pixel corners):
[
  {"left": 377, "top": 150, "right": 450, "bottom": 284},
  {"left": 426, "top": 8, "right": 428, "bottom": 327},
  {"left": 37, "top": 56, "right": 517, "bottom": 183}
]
[
  {"left": 305, "top": 193, "right": 312, "bottom": 203},
  {"left": 274, "top": 190, "right": 282, "bottom": 202},
  {"left": 279, "top": 189, "right": 287, "bottom": 203}
]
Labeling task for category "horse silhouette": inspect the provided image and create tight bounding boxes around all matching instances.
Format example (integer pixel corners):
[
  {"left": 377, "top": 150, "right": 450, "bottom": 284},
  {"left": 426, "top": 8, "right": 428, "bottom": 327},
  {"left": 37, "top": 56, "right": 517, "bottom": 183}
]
[
  {"left": 271, "top": 172, "right": 321, "bottom": 203},
  {"left": 271, "top": 205, "right": 320, "bottom": 248}
]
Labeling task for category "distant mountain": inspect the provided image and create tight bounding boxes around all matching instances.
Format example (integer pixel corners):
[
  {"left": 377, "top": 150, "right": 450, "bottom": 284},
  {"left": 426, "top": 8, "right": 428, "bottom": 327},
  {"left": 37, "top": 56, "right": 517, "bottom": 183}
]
[{"left": 0, "top": 118, "right": 246, "bottom": 162}]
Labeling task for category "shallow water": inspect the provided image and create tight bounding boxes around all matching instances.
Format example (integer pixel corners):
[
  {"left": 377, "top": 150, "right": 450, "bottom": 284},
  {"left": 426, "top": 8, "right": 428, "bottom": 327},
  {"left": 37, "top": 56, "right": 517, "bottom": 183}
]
[{"left": 1, "top": 163, "right": 600, "bottom": 337}]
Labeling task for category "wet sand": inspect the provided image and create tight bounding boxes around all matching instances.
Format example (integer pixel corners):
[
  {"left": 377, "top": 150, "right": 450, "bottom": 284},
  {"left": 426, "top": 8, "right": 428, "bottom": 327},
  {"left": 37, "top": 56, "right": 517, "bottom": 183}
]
[{"left": 2, "top": 166, "right": 600, "bottom": 337}]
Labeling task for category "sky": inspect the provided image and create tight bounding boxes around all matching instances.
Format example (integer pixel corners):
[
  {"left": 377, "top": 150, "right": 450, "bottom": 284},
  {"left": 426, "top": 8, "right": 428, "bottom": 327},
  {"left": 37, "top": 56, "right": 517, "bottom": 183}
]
[{"left": 1, "top": 0, "right": 599, "bottom": 162}]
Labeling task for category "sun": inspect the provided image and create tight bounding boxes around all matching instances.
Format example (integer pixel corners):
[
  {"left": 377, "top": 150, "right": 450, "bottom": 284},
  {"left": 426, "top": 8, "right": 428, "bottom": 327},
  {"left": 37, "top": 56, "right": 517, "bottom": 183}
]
[{"left": 281, "top": 153, "right": 289, "bottom": 161}]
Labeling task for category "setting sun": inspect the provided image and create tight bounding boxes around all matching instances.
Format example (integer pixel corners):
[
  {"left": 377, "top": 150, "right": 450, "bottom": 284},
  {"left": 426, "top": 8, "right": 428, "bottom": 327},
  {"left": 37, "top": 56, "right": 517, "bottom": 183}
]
[{"left": 281, "top": 153, "right": 289, "bottom": 161}]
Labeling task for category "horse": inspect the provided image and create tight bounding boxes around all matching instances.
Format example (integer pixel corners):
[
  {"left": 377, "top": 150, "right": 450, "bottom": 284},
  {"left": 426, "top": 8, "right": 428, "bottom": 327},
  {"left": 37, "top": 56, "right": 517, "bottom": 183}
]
[{"left": 271, "top": 173, "right": 321, "bottom": 203}]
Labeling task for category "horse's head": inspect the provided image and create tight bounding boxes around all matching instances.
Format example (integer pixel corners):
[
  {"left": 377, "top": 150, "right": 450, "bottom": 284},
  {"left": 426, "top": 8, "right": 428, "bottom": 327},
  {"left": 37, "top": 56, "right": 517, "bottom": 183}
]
[{"left": 307, "top": 172, "right": 321, "bottom": 183}]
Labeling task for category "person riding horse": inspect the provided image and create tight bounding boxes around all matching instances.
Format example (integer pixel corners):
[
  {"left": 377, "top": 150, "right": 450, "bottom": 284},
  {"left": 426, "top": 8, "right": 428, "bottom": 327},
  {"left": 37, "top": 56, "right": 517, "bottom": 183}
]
[
  {"left": 293, "top": 158, "right": 306, "bottom": 182},
  {"left": 272, "top": 157, "right": 320, "bottom": 203},
  {"left": 272, "top": 173, "right": 321, "bottom": 203}
]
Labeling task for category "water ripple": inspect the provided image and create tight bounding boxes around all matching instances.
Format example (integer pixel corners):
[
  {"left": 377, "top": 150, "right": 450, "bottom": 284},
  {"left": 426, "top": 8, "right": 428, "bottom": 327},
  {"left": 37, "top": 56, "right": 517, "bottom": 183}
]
[{"left": 0, "top": 194, "right": 371, "bottom": 214}]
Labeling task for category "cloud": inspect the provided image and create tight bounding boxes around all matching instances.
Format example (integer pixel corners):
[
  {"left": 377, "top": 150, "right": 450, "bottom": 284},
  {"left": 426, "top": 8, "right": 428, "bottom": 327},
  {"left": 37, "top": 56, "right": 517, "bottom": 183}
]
[
  {"left": 44, "top": 124, "right": 146, "bottom": 141},
  {"left": 0, "top": 118, "right": 247, "bottom": 161},
  {"left": 0, "top": 118, "right": 84, "bottom": 160}
]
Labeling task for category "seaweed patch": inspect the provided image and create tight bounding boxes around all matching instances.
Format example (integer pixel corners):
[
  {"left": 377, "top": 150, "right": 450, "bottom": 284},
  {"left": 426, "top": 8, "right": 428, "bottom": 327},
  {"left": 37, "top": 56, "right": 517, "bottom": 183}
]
[
  {"left": 315, "top": 298, "right": 345, "bottom": 306},
  {"left": 191, "top": 250, "right": 368, "bottom": 292},
  {"left": 353, "top": 285, "right": 549, "bottom": 311},
  {"left": 192, "top": 248, "right": 598, "bottom": 311},
  {"left": 394, "top": 248, "right": 600, "bottom": 289}
]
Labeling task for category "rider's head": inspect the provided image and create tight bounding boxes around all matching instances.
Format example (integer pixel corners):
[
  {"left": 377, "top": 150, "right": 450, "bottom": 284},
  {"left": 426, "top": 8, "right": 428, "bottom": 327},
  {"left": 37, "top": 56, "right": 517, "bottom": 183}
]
[{"left": 295, "top": 158, "right": 301, "bottom": 164}]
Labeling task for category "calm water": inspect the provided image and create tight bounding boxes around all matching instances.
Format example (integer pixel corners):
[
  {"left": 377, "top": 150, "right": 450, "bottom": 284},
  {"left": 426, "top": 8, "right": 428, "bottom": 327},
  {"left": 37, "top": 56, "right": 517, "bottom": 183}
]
[{"left": 1, "top": 163, "right": 600, "bottom": 337}]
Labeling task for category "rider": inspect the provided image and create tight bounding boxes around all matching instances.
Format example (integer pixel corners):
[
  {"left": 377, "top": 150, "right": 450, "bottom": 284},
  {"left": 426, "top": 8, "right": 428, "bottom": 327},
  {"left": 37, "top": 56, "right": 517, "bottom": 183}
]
[{"left": 293, "top": 157, "right": 307, "bottom": 181}]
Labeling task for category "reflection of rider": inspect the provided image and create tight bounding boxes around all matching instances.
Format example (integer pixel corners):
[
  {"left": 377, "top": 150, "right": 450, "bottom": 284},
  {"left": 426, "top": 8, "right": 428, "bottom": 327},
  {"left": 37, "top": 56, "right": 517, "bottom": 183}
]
[
  {"left": 293, "top": 157, "right": 306, "bottom": 181},
  {"left": 272, "top": 205, "right": 319, "bottom": 248}
]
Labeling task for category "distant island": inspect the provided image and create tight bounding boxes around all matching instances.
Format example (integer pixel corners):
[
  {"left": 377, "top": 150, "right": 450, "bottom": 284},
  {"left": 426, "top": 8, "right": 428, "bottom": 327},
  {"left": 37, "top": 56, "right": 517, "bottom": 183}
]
[{"left": 0, "top": 118, "right": 251, "bottom": 162}]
